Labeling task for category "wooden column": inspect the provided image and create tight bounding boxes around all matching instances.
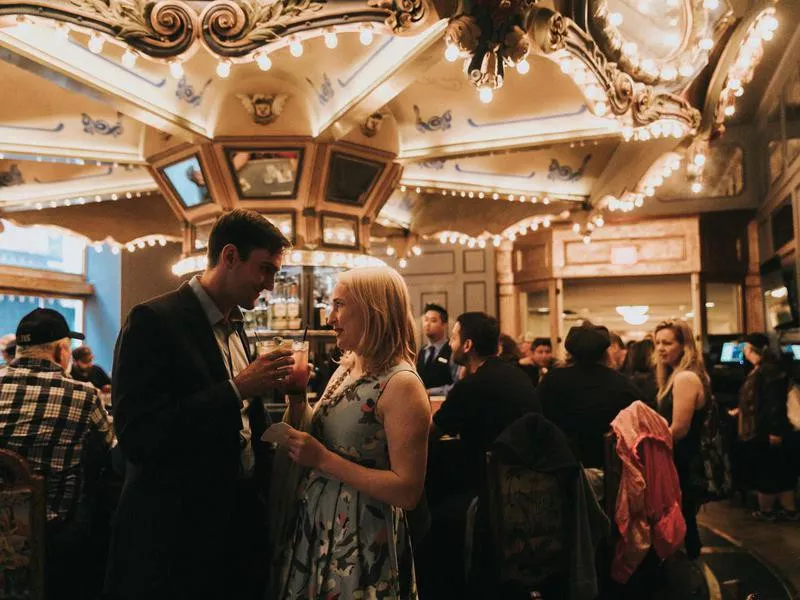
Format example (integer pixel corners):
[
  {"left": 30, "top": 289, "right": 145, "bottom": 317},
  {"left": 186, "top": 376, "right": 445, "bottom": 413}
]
[
  {"left": 496, "top": 240, "right": 520, "bottom": 339},
  {"left": 744, "top": 220, "right": 766, "bottom": 332},
  {"left": 691, "top": 272, "right": 707, "bottom": 343}
]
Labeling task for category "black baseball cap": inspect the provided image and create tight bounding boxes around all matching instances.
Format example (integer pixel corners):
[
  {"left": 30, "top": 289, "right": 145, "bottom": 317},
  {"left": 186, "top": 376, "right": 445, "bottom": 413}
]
[{"left": 16, "top": 309, "right": 85, "bottom": 346}]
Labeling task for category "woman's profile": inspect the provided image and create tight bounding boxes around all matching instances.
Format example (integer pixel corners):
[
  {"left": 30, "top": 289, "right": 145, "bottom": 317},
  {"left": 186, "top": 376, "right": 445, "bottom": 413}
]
[{"left": 272, "top": 266, "right": 430, "bottom": 599}]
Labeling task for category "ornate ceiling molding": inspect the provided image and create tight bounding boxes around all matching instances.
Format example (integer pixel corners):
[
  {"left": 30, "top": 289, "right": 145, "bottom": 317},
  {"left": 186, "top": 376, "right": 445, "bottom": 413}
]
[
  {"left": 0, "top": 1, "right": 437, "bottom": 60},
  {"left": 0, "top": 0, "right": 198, "bottom": 58},
  {"left": 526, "top": 6, "right": 701, "bottom": 131}
]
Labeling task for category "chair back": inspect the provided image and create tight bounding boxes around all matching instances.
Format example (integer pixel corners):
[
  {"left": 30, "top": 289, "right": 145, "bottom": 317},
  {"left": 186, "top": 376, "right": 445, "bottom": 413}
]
[
  {"left": 484, "top": 450, "right": 566, "bottom": 588},
  {"left": 0, "top": 449, "right": 46, "bottom": 600}
]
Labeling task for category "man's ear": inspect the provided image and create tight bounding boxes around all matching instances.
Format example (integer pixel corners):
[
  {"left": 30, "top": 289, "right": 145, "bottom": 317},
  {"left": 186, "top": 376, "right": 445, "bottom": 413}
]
[
  {"left": 462, "top": 339, "right": 474, "bottom": 354},
  {"left": 220, "top": 243, "right": 239, "bottom": 267}
]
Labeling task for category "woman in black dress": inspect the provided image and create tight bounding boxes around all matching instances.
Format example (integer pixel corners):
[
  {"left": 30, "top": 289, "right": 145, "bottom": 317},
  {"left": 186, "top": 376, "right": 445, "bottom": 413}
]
[{"left": 654, "top": 319, "right": 709, "bottom": 560}]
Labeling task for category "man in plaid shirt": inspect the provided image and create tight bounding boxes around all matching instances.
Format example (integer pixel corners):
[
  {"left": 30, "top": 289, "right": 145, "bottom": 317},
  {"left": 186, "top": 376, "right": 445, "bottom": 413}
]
[{"left": 0, "top": 308, "right": 114, "bottom": 597}]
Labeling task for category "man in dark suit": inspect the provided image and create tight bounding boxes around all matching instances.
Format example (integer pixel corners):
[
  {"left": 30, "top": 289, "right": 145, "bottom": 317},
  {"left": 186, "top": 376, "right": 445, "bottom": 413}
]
[
  {"left": 416, "top": 303, "right": 458, "bottom": 395},
  {"left": 105, "top": 209, "right": 294, "bottom": 600}
]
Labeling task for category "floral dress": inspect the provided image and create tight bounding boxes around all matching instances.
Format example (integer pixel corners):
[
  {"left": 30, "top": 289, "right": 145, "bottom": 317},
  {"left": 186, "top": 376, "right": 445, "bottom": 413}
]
[{"left": 276, "top": 363, "right": 419, "bottom": 600}]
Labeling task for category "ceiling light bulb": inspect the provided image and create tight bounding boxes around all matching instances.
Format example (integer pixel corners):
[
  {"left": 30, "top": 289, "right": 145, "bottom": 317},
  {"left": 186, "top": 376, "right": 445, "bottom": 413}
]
[
  {"left": 359, "top": 27, "right": 374, "bottom": 46},
  {"left": 386, "top": 246, "right": 396, "bottom": 256},
  {"left": 622, "top": 41, "right": 638, "bottom": 56},
  {"left": 15, "top": 16, "right": 31, "bottom": 35},
  {"left": 216, "top": 60, "right": 231, "bottom": 78},
  {"left": 691, "top": 181, "right": 702, "bottom": 193},
  {"left": 479, "top": 87, "right": 493, "bottom": 104},
  {"left": 572, "top": 223, "right": 581, "bottom": 233},
  {"left": 444, "top": 44, "right": 459, "bottom": 62},
  {"left": 412, "top": 245, "right": 422, "bottom": 256},
  {"left": 595, "top": 102, "right": 608, "bottom": 116},
  {"left": 693, "top": 154, "right": 706, "bottom": 167},
  {"left": 698, "top": 37, "right": 714, "bottom": 51},
  {"left": 121, "top": 49, "right": 137, "bottom": 69},
  {"left": 608, "top": 12, "right": 623, "bottom": 26},
  {"left": 56, "top": 23, "right": 70, "bottom": 41},
  {"left": 724, "top": 104, "right": 735, "bottom": 117},
  {"left": 678, "top": 63, "right": 694, "bottom": 77},
  {"left": 88, "top": 33, "right": 105, "bottom": 54},
  {"left": 661, "top": 66, "right": 677, "bottom": 80},
  {"left": 398, "top": 258, "right": 408, "bottom": 268},
  {"left": 289, "top": 38, "right": 304, "bottom": 57},
  {"left": 516, "top": 59, "right": 530, "bottom": 75},
  {"left": 255, "top": 52, "right": 272, "bottom": 71},
  {"left": 324, "top": 30, "right": 338, "bottom": 49},
  {"left": 703, "top": 0, "right": 719, "bottom": 8},
  {"left": 169, "top": 60, "right": 183, "bottom": 79}
]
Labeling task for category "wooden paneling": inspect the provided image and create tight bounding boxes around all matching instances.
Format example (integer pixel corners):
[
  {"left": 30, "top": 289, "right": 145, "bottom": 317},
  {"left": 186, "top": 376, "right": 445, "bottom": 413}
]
[
  {"left": 0, "top": 265, "right": 92, "bottom": 297},
  {"left": 513, "top": 231, "right": 551, "bottom": 284},
  {"left": 552, "top": 217, "right": 701, "bottom": 278},
  {"left": 464, "top": 281, "right": 487, "bottom": 312},
  {"left": 463, "top": 249, "right": 486, "bottom": 273},
  {"left": 700, "top": 211, "right": 753, "bottom": 278},
  {"left": 402, "top": 250, "right": 455, "bottom": 276}
]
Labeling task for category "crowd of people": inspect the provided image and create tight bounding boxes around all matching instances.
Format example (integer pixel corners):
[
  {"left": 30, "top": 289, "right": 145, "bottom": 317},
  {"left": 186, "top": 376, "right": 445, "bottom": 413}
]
[{"left": 0, "top": 207, "right": 798, "bottom": 600}]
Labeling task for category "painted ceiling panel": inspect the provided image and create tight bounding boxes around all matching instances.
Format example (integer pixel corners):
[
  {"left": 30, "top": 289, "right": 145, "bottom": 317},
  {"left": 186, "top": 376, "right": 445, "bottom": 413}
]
[{"left": 391, "top": 56, "right": 616, "bottom": 155}]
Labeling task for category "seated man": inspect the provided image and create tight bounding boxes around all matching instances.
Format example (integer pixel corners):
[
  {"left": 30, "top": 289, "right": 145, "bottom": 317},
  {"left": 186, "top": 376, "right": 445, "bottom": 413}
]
[
  {"left": 432, "top": 312, "right": 540, "bottom": 494},
  {"left": 535, "top": 321, "right": 640, "bottom": 468},
  {"left": 71, "top": 345, "right": 112, "bottom": 393},
  {"left": 422, "top": 313, "right": 540, "bottom": 598},
  {"left": 0, "top": 309, "right": 115, "bottom": 598},
  {"left": 519, "top": 336, "right": 554, "bottom": 386}
]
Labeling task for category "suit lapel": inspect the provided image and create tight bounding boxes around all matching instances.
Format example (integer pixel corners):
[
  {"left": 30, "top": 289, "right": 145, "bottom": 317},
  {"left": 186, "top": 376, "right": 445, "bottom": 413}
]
[{"left": 178, "top": 283, "right": 229, "bottom": 383}]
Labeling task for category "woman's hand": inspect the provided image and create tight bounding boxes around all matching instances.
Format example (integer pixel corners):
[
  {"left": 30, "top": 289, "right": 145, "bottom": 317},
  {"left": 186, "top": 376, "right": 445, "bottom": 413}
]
[
  {"left": 285, "top": 428, "right": 330, "bottom": 469},
  {"left": 768, "top": 434, "right": 783, "bottom": 446},
  {"left": 728, "top": 408, "right": 740, "bottom": 417}
]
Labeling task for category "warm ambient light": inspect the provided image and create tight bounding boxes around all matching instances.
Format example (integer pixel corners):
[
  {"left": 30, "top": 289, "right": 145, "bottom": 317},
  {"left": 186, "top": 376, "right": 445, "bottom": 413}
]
[
  {"left": 289, "top": 38, "right": 304, "bottom": 57},
  {"left": 169, "top": 60, "right": 184, "bottom": 79},
  {"left": 88, "top": 33, "right": 105, "bottom": 54},
  {"left": 359, "top": 26, "right": 374, "bottom": 46},
  {"left": 255, "top": 52, "right": 272, "bottom": 71},
  {"left": 516, "top": 59, "right": 530, "bottom": 75},
  {"left": 444, "top": 44, "right": 459, "bottom": 62},
  {"left": 121, "top": 49, "right": 137, "bottom": 69},
  {"left": 324, "top": 29, "right": 338, "bottom": 49},
  {"left": 479, "top": 87, "right": 493, "bottom": 104},
  {"left": 172, "top": 250, "right": 385, "bottom": 276},
  {"left": 616, "top": 305, "right": 650, "bottom": 326},
  {"left": 216, "top": 61, "right": 231, "bottom": 78}
]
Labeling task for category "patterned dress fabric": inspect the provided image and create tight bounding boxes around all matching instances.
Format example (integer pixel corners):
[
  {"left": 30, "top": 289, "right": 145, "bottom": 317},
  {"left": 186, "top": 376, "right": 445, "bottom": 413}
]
[{"left": 277, "top": 364, "right": 418, "bottom": 600}]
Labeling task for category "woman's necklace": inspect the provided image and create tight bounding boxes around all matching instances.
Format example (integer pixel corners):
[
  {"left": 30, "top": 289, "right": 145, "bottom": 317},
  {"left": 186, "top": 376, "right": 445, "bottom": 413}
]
[{"left": 317, "top": 367, "right": 353, "bottom": 406}]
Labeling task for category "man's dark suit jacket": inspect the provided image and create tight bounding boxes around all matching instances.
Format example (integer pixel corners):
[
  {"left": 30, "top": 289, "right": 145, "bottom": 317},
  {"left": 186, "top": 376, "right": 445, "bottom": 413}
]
[
  {"left": 104, "top": 282, "right": 271, "bottom": 600},
  {"left": 416, "top": 342, "right": 453, "bottom": 389}
]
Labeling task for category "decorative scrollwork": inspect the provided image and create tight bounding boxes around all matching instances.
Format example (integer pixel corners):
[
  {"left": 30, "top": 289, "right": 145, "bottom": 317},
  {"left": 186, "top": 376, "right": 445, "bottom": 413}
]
[
  {"left": 81, "top": 112, "right": 124, "bottom": 136},
  {"left": 444, "top": 15, "right": 480, "bottom": 56},
  {"left": 367, "top": 0, "right": 425, "bottom": 33},
  {"left": 68, "top": 0, "right": 197, "bottom": 58},
  {"left": 527, "top": 7, "right": 567, "bottom": 53},
  {"left": 200, "top": 0, "right": 325, "bottom": 56},
  {"left": 631, "top": 88, "right": 702, "bottom": 129}
]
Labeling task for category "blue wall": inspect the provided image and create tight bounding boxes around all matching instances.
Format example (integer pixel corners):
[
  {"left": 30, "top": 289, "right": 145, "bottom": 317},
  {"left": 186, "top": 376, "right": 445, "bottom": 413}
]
[{"left": 85, "top": 248, "right": 121, "bottom": 374}]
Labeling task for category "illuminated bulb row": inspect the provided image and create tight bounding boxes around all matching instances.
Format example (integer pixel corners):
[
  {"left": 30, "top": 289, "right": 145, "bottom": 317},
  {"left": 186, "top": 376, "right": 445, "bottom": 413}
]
[
  {"left": 621, "top": 119, "right": 689, "bottom": 142},
  {"left": 598, "top": 6, "right": 715, "bottom": 84},
  {"left": 607, "top": 193, "right": 644, "bottom": 213},
  {"left": 23, "top": 190, "right": 150, "bottom": 213},
  {"left": 640, "top": 154, "right": 682, "bottom": 198},
  {"left": 717, "top": 8, "right": 778, "bottom": 123},
  {"left": 92, "top": 236, "right": 169, "bottom": 254},
  {"left": 323, "top": 228, "right": 357, "bottom": 244},
  {"left": 558, "top": 57, "right": 610, "bottom": 117},
  {"left": 415, "top": 185, "right": 557, "bottom": 205}
]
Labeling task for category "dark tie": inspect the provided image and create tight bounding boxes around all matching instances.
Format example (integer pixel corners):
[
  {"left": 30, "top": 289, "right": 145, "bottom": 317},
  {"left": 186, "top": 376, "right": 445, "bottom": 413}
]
[{"left": 426, "top": 346, "right": 436, "bottom": 367}]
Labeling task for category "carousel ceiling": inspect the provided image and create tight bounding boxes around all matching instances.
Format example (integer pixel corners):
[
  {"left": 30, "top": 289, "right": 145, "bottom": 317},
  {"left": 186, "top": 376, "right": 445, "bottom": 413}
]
[{"left": 0, "top": 0, "right": 795, "bottom": 258}]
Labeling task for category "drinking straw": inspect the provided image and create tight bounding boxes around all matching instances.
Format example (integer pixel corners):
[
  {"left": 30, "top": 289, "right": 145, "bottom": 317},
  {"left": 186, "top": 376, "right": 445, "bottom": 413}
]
[{"left": 302, "top": 325, "right": 308, "bottom": 343}]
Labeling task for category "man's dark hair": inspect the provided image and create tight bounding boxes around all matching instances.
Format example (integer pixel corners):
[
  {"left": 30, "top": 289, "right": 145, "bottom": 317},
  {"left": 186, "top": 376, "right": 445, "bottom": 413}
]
[
  {"left": 72, "top": 345, "right": 92, "bottom": 362},
  {"left": 532, "top": 337, "right": 552, "bottom": 350},
  {"left": 423, "top": 303, "right": 448, "bottom": 323},
  {"left": 456, "top": 312, "right": 499, "bottom": 358},
  {"left": 207, "top": 209, "right": 291, "bottom": 267},
  {"left": 609, "top": 331, "right": 624, "bottom": 348}
]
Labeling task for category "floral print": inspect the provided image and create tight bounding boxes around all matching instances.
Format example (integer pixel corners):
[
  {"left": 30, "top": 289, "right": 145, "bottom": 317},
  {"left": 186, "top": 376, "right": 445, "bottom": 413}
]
[{"left": 277, "top": 365, "right": 418, "bottom": 600}]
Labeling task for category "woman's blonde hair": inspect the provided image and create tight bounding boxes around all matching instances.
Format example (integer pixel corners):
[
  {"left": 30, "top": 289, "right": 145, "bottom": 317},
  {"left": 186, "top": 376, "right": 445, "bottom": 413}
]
[
  {"left": 337, "top": 266, "right": 417, "bottom": 374},
  {"left": 654, "top": 319, "right": 708, "bottom": 402}
]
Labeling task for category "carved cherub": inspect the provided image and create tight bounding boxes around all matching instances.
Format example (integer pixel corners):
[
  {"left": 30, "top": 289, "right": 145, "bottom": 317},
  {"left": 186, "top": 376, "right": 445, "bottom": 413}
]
[
  {"left": 236, "top": 93, "right": 289, "bottom": 125},
  {"left": 361, "top": 111, "right": 387, "bottom": 138}
]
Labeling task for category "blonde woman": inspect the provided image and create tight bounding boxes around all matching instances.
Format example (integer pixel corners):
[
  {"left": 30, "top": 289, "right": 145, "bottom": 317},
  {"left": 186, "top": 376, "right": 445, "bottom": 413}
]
[
  {"left": 275, "top": 266, "right": 430, "bottom": 599},
  {"left": 654, "top": 319, "right": 709, "bottom": 560}
]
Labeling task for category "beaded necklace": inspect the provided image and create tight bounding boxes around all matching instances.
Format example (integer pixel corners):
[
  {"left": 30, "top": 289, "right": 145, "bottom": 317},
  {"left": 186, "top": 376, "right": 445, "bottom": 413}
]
[{"left": 317, "top": 367, "right": 354, "bottom": 407}]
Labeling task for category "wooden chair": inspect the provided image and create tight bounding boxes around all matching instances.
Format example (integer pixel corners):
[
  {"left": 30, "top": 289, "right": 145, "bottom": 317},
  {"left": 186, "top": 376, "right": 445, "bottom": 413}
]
[{"left": 0, "top": 448, "right": 46, "bottom": 600}]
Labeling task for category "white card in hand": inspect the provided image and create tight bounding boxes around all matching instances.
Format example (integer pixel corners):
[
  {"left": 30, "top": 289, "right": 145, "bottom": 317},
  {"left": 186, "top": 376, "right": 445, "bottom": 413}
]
[{"left": 261, "top": 422, "right": 291, "bottom": 445}]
